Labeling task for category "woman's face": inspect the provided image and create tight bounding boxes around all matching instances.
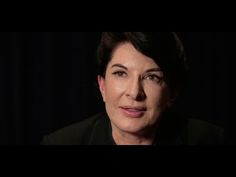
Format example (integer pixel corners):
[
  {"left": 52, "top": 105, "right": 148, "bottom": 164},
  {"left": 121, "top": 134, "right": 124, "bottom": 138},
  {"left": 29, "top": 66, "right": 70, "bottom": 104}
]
[{"left": 98, "top": 42, "right": 172, "bottom": 135}]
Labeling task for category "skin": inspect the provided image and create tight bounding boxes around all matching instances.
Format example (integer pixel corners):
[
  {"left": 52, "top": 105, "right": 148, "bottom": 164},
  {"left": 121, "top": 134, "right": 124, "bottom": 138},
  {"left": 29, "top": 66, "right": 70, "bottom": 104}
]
[{"left": 98, "top": 42, "right": 173, "bottom": 145}]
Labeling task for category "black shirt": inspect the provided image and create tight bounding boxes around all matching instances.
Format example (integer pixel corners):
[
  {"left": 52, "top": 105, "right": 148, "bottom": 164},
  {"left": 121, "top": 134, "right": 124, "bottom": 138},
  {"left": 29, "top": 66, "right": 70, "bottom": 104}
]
[{"left": 41, "top": 111, "right": 224, "bottom": 145}]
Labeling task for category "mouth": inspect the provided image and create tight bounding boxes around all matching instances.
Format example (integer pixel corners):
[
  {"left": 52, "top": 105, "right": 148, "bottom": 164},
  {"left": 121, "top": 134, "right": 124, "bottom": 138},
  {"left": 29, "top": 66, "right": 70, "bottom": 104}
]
[{"left": 119, "top": 106, "right": 147, "bottom": 118}]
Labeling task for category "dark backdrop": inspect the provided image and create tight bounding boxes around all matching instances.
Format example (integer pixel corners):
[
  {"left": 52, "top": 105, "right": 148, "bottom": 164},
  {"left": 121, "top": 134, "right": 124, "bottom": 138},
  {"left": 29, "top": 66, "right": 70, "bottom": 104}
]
[{"left": 0, "top": 32, "right": 231, "bottom": 145}]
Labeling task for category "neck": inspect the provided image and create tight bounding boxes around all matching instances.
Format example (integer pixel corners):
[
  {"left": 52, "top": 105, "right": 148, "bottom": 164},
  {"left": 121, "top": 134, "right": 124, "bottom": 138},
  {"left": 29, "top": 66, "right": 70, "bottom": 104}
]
[{"left": 111, "top": 126, "right": 157, "bottom": 145}]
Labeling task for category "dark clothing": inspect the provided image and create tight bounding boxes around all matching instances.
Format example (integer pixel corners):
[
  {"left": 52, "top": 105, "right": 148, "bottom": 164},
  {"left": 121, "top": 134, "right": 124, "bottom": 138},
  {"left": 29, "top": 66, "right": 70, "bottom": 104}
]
[
  {"left": 42, "top": 112, "right": 115, "bottom": 145},
  {"left": 41, "top": 112, "right": 224, "bottom": 145}
]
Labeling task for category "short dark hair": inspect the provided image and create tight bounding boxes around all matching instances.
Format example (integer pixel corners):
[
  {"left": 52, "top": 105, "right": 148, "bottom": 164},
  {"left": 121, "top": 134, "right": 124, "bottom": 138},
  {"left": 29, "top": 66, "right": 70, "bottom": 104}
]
[{"left": 97, "top": 32, "right": 188, "bottom": 96}]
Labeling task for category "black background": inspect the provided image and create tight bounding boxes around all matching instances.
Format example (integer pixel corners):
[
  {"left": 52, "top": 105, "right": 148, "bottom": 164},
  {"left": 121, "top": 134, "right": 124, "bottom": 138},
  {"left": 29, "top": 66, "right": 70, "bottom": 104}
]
[{"left": 0, "top": 32, "right": 231, "bottom": 145}]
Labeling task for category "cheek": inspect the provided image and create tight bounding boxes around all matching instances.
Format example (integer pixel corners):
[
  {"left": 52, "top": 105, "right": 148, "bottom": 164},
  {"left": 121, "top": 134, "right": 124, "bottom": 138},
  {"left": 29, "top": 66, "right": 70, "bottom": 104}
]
[
  {"left": 145, "top": 86, "right": 170, "bottom": 108},
  {"left": 105, "top": 79, "right": 126, "bottom": 101}
]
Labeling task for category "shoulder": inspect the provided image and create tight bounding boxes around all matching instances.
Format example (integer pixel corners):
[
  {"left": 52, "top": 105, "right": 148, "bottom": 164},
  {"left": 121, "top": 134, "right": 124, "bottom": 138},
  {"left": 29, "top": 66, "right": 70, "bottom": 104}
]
[
  {"left": 186, "top": 118, "right": 224, "bottom": 145},
  {"left": 41, "top": 112, "right": 107, "bottom": 145},
  {"left": 158, "top": 111, "right": 224, "bottom": 145}
]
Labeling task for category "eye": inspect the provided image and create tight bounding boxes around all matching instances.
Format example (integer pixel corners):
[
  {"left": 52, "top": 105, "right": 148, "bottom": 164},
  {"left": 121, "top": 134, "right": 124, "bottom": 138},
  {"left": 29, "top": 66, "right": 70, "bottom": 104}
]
[
  {"left": 143, "top": 74, "right": 162, "bottom": 83},
  {"left": 112, "top": 71, "right": 127, "bottom": 77}
]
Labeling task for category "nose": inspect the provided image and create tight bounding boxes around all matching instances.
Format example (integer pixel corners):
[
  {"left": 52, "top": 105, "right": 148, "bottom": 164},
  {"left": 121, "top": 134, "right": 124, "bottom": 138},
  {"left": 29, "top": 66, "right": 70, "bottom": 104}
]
[{"left": 126, "top": 77, "right": 146, "bottom": 101}]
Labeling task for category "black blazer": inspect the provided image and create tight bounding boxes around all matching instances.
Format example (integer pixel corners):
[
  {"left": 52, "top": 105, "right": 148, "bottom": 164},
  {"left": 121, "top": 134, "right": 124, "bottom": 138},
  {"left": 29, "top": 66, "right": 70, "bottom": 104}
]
[{"left": 41, "top": 111, "right": 224, "bottom": 145}]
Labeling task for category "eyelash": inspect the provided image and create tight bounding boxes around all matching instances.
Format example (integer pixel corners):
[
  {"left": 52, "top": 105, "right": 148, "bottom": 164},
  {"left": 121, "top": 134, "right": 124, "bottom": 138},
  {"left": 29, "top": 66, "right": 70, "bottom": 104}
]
[
  {"left": 112, "top": 71, "right": 127, "bottom": 77},
  {"left": 143, "top": 74, "right": 162, "bottom": 83},
  {"left": 112, "top": 71, "right": 162, "bottom": 83}
]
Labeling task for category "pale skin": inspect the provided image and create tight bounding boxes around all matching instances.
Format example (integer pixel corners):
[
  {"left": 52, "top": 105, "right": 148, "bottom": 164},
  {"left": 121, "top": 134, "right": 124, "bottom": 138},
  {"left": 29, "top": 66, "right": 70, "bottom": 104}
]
[{"left": 98, "top": 42, "right": 173, "bottom": 145}]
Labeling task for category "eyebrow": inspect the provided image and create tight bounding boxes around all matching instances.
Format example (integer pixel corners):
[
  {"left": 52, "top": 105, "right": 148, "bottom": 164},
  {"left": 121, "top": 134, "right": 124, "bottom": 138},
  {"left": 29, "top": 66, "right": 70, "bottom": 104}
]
[
  {"left": 111, "top": 64, "right": 162, "bottom": 73},
  {"left": 111, "top": 64, "right": 128, "bottom": 70},
  {"left": 145, "top": 68, "right": 162, "bottom": 73}
]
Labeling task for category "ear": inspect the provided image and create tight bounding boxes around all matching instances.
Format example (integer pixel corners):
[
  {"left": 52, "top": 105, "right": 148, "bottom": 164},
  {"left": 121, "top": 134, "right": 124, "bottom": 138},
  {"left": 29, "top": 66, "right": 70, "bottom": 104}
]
[
  {"left": 166, "top": 91, "right": 178, "bottom": 108},
  {"left": 167, "top": 98, "right": 175, "bottom": 108},
  {"left": 97, "top": 75, "right": 106, "bottom": 102}
]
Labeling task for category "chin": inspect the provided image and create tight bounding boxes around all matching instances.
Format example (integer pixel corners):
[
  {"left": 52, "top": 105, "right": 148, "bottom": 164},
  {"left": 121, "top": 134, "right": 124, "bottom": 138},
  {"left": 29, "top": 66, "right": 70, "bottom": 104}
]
[{"left": 116, "top": 122, "right": 147, "bottom": 134}]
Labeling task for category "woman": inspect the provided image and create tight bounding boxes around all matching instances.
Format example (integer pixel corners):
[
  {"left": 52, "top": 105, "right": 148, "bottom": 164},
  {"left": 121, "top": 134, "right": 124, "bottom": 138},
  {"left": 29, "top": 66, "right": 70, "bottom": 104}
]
[{"left": 41, "top": 32, "right": 224, "bottom": 145}]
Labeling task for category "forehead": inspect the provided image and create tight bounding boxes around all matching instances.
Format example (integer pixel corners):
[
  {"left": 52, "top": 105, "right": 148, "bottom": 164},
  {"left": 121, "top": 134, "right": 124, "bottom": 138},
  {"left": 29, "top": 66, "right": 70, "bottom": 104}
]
[{"left": 108, "top": 42, "right": 160, "bottom": 69}]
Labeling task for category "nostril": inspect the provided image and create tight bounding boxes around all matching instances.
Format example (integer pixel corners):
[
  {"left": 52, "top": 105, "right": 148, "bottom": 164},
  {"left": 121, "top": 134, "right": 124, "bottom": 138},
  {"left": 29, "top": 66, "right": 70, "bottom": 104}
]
[
  {"left": 126, "top": 90, "right": 146, "bottom": 101},
  {"left": 136, "top": 91, "right": 146, "bottom": 101},
  {"left": 126, "top": 78, "right": 145, "bottom": 101}
]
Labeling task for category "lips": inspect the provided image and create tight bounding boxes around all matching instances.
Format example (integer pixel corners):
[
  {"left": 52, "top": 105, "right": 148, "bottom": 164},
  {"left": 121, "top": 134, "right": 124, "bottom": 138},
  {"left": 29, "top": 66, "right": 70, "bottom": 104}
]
[{"left": 119, "top": 106, "right": 146, "bottom": 118}]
